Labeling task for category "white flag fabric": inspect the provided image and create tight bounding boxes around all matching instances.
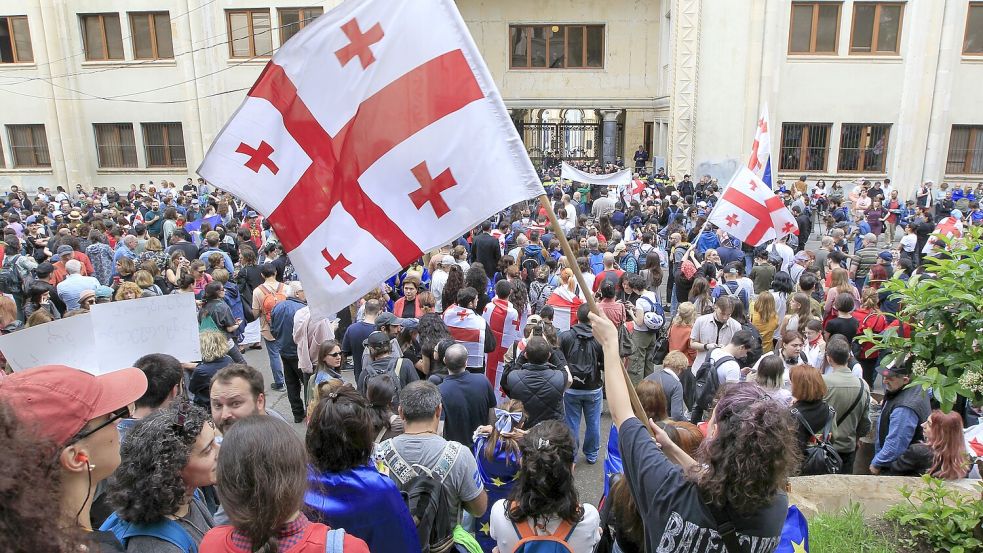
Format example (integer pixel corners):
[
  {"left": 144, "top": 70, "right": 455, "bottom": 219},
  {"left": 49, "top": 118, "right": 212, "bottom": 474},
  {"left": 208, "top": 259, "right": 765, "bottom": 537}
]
[
  {"left": 707, "top": 166, "right": 798, "bottom": 247},
  {"left": 546, "top": 287, "right": 585, "bottom": 332},
  {"left": 560, "top": 162, "right": 632, "bottom": 187},
  {"left": 443, "top": 305, "right": 487, "bottom": 368},
  {"left": 197, "top": 0, "right": 543, "bottom": 318},
  {"left": 747, "top": 104, "right": 772, "bottom": 178},
  {"left": 482, "top": 298, "right": 521, "bottom": 398}
]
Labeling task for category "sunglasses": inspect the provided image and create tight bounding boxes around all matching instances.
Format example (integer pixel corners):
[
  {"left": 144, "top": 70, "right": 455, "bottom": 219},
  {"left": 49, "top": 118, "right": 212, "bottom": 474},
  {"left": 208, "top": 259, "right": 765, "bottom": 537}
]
[
  {"left": 324, "top": 351, "right": 342, "bottom": 358},
  {"left": 69, "top": 405, "right": 130, "bottom": 444}
]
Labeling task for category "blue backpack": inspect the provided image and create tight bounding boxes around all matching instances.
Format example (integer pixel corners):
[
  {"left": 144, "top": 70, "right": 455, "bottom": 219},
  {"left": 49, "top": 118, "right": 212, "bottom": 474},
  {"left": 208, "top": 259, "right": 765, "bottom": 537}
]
[
  {"left": 100, "top": 491, "right": 204, "bottom": 553},
  {"left": 588, "top": 252, "right": 605, "bottom": 274}
]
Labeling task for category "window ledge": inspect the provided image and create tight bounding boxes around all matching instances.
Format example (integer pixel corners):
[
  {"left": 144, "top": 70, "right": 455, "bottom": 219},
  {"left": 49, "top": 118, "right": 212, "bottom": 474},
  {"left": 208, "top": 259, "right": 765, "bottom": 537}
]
[
  {"left": 227, "top": 58, "right": 270, "bottom": 65},
  {"left": 960, "top": 55, "right": 983, "bottom": 63},
  {"left": 777, "top": 171, "right": 888, "bottom": 180},
  {"left": 943, "top": 173, "right": 983, "bottom": 180},
  {"left": 0, "top": 168, "right": 53, "bottom": 174},
  {"left": 786, "top": 55, "right": 903, "bottom": 64},
  {"left": 80, "top": 59, "right": 177, "bottom": 69},
  {"left": 507, "top": 68, "right": 606, "bottom": 73},
  {"left": 0, "top": 62, "right": 38, "bottom": 70}
]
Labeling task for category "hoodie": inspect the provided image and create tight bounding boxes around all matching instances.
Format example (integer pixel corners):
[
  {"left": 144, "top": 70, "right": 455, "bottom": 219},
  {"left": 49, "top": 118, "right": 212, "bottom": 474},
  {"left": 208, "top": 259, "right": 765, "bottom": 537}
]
[{"left": 521, "top": 244, "right": 545, "bottom": 265}]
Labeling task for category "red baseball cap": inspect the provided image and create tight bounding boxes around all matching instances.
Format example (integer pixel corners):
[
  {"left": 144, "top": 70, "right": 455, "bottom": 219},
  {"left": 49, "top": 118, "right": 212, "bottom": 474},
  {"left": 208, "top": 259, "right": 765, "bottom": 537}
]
[{"left": 0, "top": 365, "right": 148, "bottom": 446}]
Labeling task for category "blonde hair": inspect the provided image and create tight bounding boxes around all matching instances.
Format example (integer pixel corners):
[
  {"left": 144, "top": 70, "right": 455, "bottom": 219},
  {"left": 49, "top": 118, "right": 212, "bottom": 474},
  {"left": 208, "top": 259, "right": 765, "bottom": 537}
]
[
  {"left": 199, "top": 330, "right": 230, "bottom": 362},
  {"left": 133, "top": 270, "right": 154, "bottom": 289},
  {"left": 115, "top": 282, "right": 142, "bottom": 301},
  {"left": 663, "top": 350, "right": 690, "bottom": 372},
  {"left": 672, "top": 302, "right": 696, "bottom": 326},
  {"left": 830, "top": 267, "right": 853, "bottom": 295},
  {"left": 753, "top": 291, "right": 777, "bottom": 324},
  {"left": 307, "top": 379, "right": 345, "bottom": 419},
  {"left": 146, "top": 237, "right": 163, "bottom": 252}
]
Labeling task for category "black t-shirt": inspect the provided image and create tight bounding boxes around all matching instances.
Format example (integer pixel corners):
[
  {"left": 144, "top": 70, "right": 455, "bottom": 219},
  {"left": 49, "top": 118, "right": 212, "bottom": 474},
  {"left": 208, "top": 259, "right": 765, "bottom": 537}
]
[
  {"left": 342, "top": 321, "right": 376, "bottom": 378},
  {"left": 824, "top": 316, "right": 859, "bottom": 343},
  {"left": 438, "top": 371, "right": 496, "bottom": 449},
  {"left": 619, "top": 418, "right": 787, "bottom": 553}
]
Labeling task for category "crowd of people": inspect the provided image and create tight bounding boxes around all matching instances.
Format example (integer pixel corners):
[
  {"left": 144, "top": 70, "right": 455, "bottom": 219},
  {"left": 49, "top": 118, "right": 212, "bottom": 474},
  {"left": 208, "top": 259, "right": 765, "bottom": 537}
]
[{"left": 0, "top": 169, "right": 981, "bottom": 553}]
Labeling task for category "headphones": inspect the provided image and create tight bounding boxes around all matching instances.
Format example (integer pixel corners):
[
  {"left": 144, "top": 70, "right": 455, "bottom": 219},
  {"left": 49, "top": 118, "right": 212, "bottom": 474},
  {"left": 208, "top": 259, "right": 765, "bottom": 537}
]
[{"left": 75, "top": 453, "right": 94, "bottom": 469}]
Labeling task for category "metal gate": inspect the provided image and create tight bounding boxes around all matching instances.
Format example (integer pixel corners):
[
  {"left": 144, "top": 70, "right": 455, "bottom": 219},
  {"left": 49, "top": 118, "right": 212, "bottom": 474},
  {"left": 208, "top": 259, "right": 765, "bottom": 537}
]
[{"left": 518, "top": 122, "right": 621, "bottom": 164}]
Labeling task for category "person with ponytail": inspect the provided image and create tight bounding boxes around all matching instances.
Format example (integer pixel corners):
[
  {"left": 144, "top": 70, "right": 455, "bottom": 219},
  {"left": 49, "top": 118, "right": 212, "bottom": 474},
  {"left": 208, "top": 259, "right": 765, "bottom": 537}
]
[
  {"left": 593, "top": 310, "right": 800, "bottom": 553},
  {"left": 303, "top": 385, "right": 420, "bottom": 553},
  {"left": 488, "top": 420, "right": 601, "bottom": 552},
  {"left": 473, "top": 399, "right": 528, "bottom": 553},
  {"left": 200, "top": 416, "right": 368, "bottom": 553}
]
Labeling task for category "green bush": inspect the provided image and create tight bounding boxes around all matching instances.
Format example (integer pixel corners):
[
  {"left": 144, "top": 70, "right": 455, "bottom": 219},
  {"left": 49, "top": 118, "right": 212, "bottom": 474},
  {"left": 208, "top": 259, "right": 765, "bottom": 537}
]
[
  {"left": 884, "top": 475, "right": 983, "bottom": 553},
  {"left": 809, "top": 503, "right": 896, "bottom": 553}
]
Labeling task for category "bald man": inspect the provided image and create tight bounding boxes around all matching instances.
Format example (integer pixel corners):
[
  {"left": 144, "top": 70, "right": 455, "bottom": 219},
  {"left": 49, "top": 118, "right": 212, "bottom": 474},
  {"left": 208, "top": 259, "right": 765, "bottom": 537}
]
[
  {"left": 437, "top": 343, "right": 496, "bottom": 449},
  {"left": 592, "top": 251, "right": 625, "bottom": 294}
]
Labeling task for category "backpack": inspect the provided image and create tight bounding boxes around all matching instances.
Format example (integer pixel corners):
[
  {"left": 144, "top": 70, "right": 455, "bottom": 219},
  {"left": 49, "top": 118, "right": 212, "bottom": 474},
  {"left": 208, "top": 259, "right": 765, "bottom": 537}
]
[
  {"left": 637, "top": 295, "right": 665, "bottom": 331},
  {"left": 690, "top": 354, "right": 735, "bottom": 423},
  {"left": 259, "top": 282, "right": 286, "bottom": 325},
  {"left": 565, "top": 332, "right": 598, "bottom": 388},
  {"left": 359, "top": 356, "right": 406, "bottom": 397},
  {"left": 198, "top": 302, "right": 221, "bottom": 333},
  {"left": 634, "top": 244, "right": 653, "bottom": 270},
  {"left": 510, "top": 509, "right": 579, "bottom": 553},
  {"left": 520, "top": 257, "right": 540, "bottom": 285},
  {"left": 377, "top": 440, "right": 460, "bottom": 553},
  {"left": 100, "top": 492, "right": 208, "bottom": 553},
  {"left": 0, "top": 254, "right": 24, "bottom": 295},
  {"left": 588, "top": 252, "right": 605, "bottom": 274},
  {"left": 854, "top": 312, "right": 887, "bottom": 360},
  {"left": 792, "top": 406, "right": 843, "bottom": 476}
]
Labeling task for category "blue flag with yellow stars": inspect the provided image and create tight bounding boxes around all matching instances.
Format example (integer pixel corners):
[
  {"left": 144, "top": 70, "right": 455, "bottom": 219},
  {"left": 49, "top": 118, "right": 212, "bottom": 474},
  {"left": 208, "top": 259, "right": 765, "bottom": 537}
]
[
  {"left": 775, "top": 505, "right": 809, "bottom": 552},
  {"left": 473, "top": 435, "right": 521, "bottom": 553}
]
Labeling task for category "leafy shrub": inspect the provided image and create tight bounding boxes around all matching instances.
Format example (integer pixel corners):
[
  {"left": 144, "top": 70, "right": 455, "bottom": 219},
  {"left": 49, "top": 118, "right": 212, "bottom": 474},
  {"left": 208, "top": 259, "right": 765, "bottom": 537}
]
[{"left": 884, "top": 475, "right": 983, "bottom": 553}]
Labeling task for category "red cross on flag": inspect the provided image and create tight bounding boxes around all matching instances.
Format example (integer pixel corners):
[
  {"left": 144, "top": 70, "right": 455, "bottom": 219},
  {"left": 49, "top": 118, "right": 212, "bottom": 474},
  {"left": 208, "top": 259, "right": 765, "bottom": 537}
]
[
  {"left": 482, "top": 298, "right": 521, "bottom": 397},
  {"left": 707, "top": 166, "right": 798, "bottom": 247},
  {"left": 197, "top": 0, "right": 542, "bottom": 317}
]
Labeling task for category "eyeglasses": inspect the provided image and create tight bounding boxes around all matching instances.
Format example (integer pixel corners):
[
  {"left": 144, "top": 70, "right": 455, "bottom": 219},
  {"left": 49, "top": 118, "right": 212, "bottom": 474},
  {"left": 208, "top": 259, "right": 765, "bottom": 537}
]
[
  {"left": 68, "top": 405, "right": 130, "bottom": 444},
  {"left": 325, "top": 351, "right": 342, "bottom": 358}
]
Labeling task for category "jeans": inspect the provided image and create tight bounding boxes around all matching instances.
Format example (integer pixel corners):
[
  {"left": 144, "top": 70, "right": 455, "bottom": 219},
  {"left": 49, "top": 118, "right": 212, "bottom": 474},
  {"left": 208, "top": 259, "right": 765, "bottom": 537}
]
[
  {"left": 281, "top": 355, "right": 307, "bottom": 421},
  {"left": 563, "top": 388, "right": 603, "bottom": 462},
  {"left": 838, "top": 449, "right": 857, "bottom": 475},
  {"left": 227, "top": 344, "right": 246, "bottom": 365},
  {"left": 265, "top": 338, "right": 285, "bottom": 387}
]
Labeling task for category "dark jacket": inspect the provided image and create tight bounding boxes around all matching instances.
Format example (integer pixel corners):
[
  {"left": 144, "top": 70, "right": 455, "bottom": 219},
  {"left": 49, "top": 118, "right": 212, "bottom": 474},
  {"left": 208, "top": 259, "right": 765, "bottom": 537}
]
[
  {"left": 878, "top": 385, "right": 931, "bottom": 454},
  {"left": 189, "top": 356, "right": 234, "bottom": 407},
  {"left": 558, "top": 323, "right": 604, "bottom": 390},
  {"left": 270, "top": 298, "right": 306, "bottom": 358},
  {"left": 504, "top": 362, "right": 566, "bottom": 426},
  {"left": 471, "top": 232, "right": 502, "bottom": 273}
]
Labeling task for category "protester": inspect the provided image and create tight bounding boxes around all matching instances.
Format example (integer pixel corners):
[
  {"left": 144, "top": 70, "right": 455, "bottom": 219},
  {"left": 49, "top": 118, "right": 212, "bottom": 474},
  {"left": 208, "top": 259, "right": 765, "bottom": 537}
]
[
  {"left": 271, "top": 281, "right": 309, "bottom": 422},
  {"left": 103, "top": 402, "right": 218, "bottom": 552},
  {"left": 503, "top": 336, "right": 570, "bottom": 426},
  {"left": 473, "top": 399, "right": 527, "bottom": 553},
  {"left": 871, "top": 361, "right": 932, "bottom": 475},
  {"left": 305, "top": 385, "right": 419, "bottom": 552},
  {"left": 0, "top": 365, "right": 148, "bottom": 551},
  {"left": 438, "top": 343, "right": 496, "bottom": 449},
  {"left": 644, "top": 350, "right": 688, "bottom": 420},
  {"left": 251, "top": 264, "right": 287, "bottom": 391},
  {"left": 559, "top": 303, "right": 605, "bottom": 464},
  {"left": 488, "top": 420, "right": 601, "bottom": 552},
  {"left": 209, "top": 364, "right": 288, "bottom": 433},
  {"left": 821, "top": 336, "right": 872, "bottom": 475},
  {"left": 189, "top": 331, "right": 235, "bottom": 408}
]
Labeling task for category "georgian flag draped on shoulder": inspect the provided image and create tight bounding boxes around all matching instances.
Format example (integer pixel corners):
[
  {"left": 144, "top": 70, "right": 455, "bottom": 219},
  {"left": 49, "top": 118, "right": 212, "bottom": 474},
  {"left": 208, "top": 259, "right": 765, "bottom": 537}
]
[
  {"left": 707, "top": 166, "right": 798, "bottom": 247},
  {"left": 482, "top": 298, "right": 521, "bottom": 397},
  {"left": 443, "top": 305, "right": 487, "bottom": 369},
  {"left": 546, "top": 287, "right": 585, "bottom": 332},
  {"left": 197, "top": 0, "right": 543, "bottom": 318}
]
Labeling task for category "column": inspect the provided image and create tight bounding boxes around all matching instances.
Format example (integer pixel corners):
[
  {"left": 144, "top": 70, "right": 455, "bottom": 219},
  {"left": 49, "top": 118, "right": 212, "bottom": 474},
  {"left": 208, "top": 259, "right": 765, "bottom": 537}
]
[{"left": 601, "top": 109, "right": 621, "bottom": 165}]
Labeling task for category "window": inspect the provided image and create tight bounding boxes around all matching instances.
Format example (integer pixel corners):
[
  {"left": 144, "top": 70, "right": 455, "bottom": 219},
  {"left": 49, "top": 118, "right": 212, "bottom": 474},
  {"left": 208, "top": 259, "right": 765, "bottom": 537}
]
[
  {"left": 965, "top": 3, "right": 983, "bottom": 55},
  {"left": 81, "top": 13, "right": 124, "bottom": 61},
  {"left": 509, "top": 25, "right": 604, "bottom": 69},
  {"left": 6, "top": 124, "right": 50, "bottom": 168},
  {"left": 779, "top": 123, "right": 832, "bottom": 171},
  {"left": 946, "top": 126, "right": 983, "bottom": 174},
  {"left": 850, "top": 2, "right": 903, "bottom": 54},
  {"left": 0, "top": 15, "right": 33, "bottom": 63},
  {"left": 788, "top": 3, "right": 840, "bottom": 54},
  {"left": 838, "top": 124, "right": 890, "bottom": 172},
  {"left": 141, "top": 123, "right": 186, "bottom": 167},
  {"left": 94, "top": 124, "right": 138, "bottom": 168},
  {"left": 227, "top": 9, "right": 273, "bottom": 58},
  {"left": 129, "top": 12, "right": 173, "bottom": 60},
  {"left": 279, "top": 7, "right": 323, "bottom": 45}
]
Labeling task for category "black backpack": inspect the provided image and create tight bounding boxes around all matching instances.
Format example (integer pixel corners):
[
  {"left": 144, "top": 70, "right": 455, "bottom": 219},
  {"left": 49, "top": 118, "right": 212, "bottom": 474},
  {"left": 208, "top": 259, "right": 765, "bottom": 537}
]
[
  {"left": 358, "top": 356, "right": 407, "bottom": 397},
  {"left": 689, "top": 354, "right": 735, "bottom": 424},
  {"left": 377, "top": 440, "right": 460, "bottom": 553},
  {"left": 791, "top": 406, "right": 843, "bottom": 476},
  {"left": 0, "top": 254, "right": 24, "bottom": 295},
  {"left": 565, "top": 332, "right": 598, "bottom": 389},
  {"left": 520, "top": 257, "right": 540, "bottom": 285}
]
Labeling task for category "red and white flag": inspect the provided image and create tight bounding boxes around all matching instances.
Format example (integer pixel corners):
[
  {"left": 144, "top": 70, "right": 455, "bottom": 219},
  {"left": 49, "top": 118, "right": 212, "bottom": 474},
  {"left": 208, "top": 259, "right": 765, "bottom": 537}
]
[
  {"left": 443, "top": 305, "right": 487, "bottom": 369},
  {"left": 197, "top": 0, "right": 542, "bottom": 318},
  {"left": 707, "top": 166, "right": 798, "bottom": 247},
  {"left": 546, "top": 287, "right": 585, "bottom": 332},
  {"left": 482, "top": 298, "right": 521, "bottom": 397}
]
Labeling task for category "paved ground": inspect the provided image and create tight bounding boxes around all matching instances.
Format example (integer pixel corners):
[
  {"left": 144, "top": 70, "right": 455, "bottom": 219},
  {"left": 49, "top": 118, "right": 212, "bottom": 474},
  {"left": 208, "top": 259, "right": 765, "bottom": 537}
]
[{"left": 244, "top": 230, "right": 879, "bottom": 509}]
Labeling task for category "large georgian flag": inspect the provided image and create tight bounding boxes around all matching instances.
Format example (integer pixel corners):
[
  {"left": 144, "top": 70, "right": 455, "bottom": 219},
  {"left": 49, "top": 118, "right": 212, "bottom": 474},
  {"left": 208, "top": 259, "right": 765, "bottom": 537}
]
[
  {"left": 198, "top": 0, "right": 542, "bottom": 318},
  {"left": 707, "top": 166, "right": 798, "bottom": 247},
  {"left": 443, "top": 305, "right": 487, "bottom": 369},
  {"left": 746, "top": 104, "right": 774, "bottom": 188}
]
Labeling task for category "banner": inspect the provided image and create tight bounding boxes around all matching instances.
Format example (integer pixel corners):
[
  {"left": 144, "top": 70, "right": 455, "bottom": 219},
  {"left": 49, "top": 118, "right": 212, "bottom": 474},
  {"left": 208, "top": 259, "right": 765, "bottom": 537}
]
[
  {"left": 0, "top": 293, "right": 202, "bottom": 375},
  {"left": 560, "top": 162, "right": 632, "bottom": 187}
]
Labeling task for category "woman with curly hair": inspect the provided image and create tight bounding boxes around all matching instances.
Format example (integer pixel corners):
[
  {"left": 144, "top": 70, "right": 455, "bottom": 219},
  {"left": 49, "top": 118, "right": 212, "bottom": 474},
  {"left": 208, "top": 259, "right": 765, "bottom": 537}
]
[
  {"left": 200, "top": 416, "right": 369, "bottom": 553},
  {"left": 465, "top": 264, "right": 491, "bottom": 313},
  {"left": 114, "top": 281, "right": 142, "bottom": 302},
  {"left": 440, "top": 264, "right": 465, "bottom": 315},
  {"left": 416, "top": 312, "right": 451, "bottom": 377},
  {"left": 595, "top": 311, "right": 799, "bottom": 553},
  {"left": 304, "top": 385, "right": 419, "bottom": 553},
  {"left": 489, "top": 420, "right": 601, "bottom": 552},
  {"left": 103, "top": 402, "right": 219, "bottom": 551}
]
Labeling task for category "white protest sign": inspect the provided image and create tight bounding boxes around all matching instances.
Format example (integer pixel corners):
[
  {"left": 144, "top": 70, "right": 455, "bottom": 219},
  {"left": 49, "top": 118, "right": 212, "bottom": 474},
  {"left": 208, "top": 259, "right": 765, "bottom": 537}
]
[
  {"left": 89, "top": 293, "right": 202, "bottom": 373},
  {"left": 0, "top": 313, "right": 102, "bottom": 374},
  {"left": 560, "top": 161, "right": 632, "bottom": 186}
]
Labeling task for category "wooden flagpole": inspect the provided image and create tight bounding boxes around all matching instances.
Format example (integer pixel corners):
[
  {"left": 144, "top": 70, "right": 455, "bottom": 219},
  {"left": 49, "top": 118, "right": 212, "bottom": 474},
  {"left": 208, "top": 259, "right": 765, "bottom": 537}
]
[{"left": 537, "top": 194, "right": 653, "bottom": 433}]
